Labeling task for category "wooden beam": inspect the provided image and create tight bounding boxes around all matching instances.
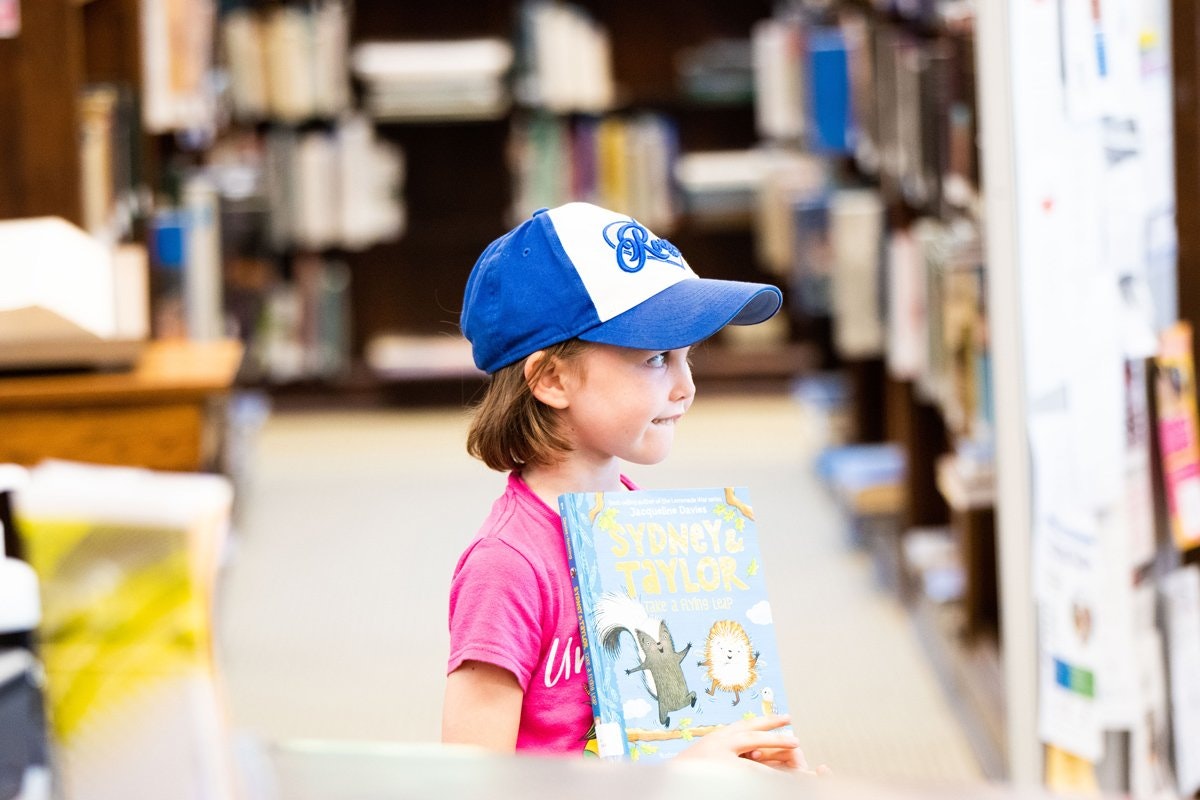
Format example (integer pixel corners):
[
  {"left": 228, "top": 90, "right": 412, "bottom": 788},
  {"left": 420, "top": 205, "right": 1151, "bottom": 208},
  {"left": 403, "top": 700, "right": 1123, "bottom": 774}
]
[{"left": 1174, "top": 0, "right": 1200, "bottom": 348}]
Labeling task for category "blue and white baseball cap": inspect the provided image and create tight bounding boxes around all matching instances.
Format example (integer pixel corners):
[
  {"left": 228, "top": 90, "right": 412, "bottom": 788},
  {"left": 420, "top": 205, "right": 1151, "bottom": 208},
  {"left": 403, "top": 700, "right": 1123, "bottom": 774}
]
[{"left": 461, "top": 202, "right": 783, "bottom": 374}]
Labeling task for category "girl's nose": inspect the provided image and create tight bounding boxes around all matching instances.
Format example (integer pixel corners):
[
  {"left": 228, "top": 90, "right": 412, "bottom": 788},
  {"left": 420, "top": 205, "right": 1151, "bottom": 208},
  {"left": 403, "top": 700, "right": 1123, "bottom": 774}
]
[{"left": 671, "top": 358, "right": 696, "bottom": 404}]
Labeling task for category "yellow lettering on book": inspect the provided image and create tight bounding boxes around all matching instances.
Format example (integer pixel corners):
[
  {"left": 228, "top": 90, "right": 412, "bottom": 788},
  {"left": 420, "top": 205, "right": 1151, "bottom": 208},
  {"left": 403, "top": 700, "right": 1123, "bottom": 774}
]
[
  {"left": 721, "top": 556, "right": 749, "bottom": 590},
  {"left": 703, "top": 519, "right": 722, "bottom": 551},
  {"left": 648, "top": 523, "right": 667, "bottom": 555},
  {"left": 724, "top": 529, "right": 745, "bottom": 554},
  {"left": 607, "top": 527, "right": 630, "bottom": 558},
  {"left": 668, "top": 524, "right": 689, "bottom": 555},
  {"left": 696, "top": 557, "right": 719, "bottom": 591},
  {"left": 628, "top": 524, "right": 645, "bottom": 555},
  {"left": 614, "top": 555, "right": 751, "bottom": 596}
]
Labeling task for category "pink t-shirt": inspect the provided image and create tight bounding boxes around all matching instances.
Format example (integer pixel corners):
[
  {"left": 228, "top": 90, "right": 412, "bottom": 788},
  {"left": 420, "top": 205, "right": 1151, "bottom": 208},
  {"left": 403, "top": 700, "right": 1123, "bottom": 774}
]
[{"left": 447, "top": 472, "right": 636, "bottom": 755}]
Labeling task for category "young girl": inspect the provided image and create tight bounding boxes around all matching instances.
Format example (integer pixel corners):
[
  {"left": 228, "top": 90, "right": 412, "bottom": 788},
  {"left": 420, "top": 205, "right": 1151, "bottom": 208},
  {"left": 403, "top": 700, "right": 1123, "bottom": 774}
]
[{"left": 444, "top": 202, "right": 811, "bottom": 772}]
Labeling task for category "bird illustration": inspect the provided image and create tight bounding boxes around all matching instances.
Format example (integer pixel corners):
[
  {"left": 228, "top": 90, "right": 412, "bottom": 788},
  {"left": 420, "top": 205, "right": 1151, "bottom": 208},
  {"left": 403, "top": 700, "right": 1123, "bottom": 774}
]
[{"left": 761, "top": 686, "right": 776, "bottom": 716}]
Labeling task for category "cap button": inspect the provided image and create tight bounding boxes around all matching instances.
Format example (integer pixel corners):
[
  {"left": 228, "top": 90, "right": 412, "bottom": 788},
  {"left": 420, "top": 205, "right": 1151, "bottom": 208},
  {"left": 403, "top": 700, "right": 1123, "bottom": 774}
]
[{"left": 532, "top": 207, "right": 549, "bottom": 216}]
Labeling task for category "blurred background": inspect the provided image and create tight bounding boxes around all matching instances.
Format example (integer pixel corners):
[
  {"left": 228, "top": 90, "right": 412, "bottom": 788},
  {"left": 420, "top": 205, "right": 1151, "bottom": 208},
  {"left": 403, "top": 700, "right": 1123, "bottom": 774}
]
[{"left": 1, "top": 1, "right": 1198, "bottom": 799}]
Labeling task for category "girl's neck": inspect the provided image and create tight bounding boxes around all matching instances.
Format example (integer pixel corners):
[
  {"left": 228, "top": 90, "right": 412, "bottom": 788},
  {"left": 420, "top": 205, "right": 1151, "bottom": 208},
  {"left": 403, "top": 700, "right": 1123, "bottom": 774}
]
[{"left": 522, "top": 457, "right": 626, "bottom": 510}]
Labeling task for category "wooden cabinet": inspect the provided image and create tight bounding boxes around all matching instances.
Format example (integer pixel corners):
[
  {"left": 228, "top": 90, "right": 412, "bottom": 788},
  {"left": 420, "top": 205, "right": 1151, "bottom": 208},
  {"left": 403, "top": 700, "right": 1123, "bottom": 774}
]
[{"left": 0, "top": 340, "right": 242, "bottom": 473}]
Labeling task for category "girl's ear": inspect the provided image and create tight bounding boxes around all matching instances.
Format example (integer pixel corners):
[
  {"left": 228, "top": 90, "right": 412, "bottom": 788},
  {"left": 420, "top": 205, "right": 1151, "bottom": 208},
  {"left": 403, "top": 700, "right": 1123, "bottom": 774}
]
[{"left": 525, "top": 351, "right": 571, "bottom": 409}]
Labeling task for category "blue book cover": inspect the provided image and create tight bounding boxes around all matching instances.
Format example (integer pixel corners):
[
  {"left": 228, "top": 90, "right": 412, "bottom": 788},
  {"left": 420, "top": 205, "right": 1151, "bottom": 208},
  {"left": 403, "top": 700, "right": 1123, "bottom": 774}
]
[
  {"left": 807, "top": 27, "right": 853, "bottom": 155},
  {"left": 559, "top": 487, "right": 791, "bottom": 761}
]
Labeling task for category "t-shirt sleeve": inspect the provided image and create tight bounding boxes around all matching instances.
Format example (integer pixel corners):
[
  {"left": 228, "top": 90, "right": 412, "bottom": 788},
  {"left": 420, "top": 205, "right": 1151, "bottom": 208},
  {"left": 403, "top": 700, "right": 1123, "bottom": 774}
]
[{"left": 447, "top": 537, "right": 544, "bottom": 692}]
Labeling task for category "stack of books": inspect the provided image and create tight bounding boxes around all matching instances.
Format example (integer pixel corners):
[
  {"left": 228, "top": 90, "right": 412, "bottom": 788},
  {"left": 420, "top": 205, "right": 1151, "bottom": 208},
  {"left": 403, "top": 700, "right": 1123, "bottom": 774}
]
[{"left": 352, "top": 38, "right": 514, "bottom": 121}]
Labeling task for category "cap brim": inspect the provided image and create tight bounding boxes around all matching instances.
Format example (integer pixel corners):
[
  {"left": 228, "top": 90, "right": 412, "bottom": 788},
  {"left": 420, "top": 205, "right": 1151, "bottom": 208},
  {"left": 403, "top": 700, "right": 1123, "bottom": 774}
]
[{"left": 578, "top": 279, "right": 782, "bottom": 352}]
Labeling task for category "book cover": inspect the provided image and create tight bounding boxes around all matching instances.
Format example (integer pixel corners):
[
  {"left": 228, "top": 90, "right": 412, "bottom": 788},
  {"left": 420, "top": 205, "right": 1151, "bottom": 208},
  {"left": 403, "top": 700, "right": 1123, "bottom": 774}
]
[
  {"left": 1155, "top": 322, "right": 1200, "bottom": 551},
  {"left": 559, "top": 487, "right": 791, "bottom": 762},
  {"left": 806, "top": 27, "right": 853, "bottom": 156},
  {"left": 791, "top": 193, "right": 833, "bottom": 319}
]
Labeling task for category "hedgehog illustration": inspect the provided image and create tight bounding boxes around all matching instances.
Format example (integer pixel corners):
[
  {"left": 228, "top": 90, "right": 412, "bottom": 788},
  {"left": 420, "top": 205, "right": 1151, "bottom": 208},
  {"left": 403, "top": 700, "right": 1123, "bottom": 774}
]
[
  {"left": 697, "top": 619, "right": 759, "bottom": 705},
  {"left": 595, "top": 592, "right": 696, "bottom": 727}
]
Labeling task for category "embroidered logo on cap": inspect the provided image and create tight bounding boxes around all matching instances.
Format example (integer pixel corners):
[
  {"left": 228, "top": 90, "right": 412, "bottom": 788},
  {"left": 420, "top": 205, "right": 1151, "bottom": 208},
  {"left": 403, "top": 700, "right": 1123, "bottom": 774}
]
[
  {"left": 546, "top": 202, "right": 695, "bottom": 323},
  {"left": 602, "top": 219, "right": 685, "bottom": 273}
]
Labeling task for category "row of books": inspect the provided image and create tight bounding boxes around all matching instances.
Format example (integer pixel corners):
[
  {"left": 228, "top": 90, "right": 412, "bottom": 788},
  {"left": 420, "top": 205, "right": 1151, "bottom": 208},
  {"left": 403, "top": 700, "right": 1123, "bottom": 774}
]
[
  {"left": 513, "top": 0, "right": 615, "bottom": 113},
  {"left": 220, "top": 0, "right": 352, "bottom": 123},
  {"left": 756, "top": 167, "right": 991, "bottom": 447},
  {"left": 238, "top": 254, "right": 353, "bottom": 385},
  {"left": 510, "top": 112, "right": 678, "bottom": 233},
  {"left": 902, "top": 218, "right": 989, "bottom": 443},
  {"left": 352, "top": 38, "right": 514, "bottom": 122},
  {"left": 752, "top": 9, "right": 978, "bottom": 218},
  {"left": 204, "top": 117, "right": 405, "bottom": 255}
]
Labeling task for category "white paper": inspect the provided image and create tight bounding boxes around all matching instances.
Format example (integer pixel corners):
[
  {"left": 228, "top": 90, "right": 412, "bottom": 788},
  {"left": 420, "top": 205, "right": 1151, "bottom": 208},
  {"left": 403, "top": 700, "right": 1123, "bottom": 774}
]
[
  {"left": 1035, "top": 512, "right": 1104, "bottom": 760},
  {"left": 0, "top": 217, "right": 116, "bottom": 340},
  {"left": 1130, "top": 626, "right": 1175, "bottom": 800},
  {"left": 1162, "top": 566, "right": 1200, "bottom": 796}
]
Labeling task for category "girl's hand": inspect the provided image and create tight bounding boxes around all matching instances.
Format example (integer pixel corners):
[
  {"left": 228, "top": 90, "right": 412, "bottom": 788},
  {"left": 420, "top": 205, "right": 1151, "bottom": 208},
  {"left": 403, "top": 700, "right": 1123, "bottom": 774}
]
[{"left": 675, "top": 714, "right": 829, "bottom": 776}]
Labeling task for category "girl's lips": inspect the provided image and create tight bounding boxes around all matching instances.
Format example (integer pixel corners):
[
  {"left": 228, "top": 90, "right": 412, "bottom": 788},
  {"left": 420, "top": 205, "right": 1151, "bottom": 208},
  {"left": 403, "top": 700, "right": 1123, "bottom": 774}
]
[{"left": 652, "top": 414, "right": 683, "bottom": 425}]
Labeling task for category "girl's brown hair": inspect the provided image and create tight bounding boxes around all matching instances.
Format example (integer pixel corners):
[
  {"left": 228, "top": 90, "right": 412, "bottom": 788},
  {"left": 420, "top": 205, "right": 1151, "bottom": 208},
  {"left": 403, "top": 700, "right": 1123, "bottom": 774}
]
[{"left": 466, "top": 339, "right": 590, "bottom": 472}]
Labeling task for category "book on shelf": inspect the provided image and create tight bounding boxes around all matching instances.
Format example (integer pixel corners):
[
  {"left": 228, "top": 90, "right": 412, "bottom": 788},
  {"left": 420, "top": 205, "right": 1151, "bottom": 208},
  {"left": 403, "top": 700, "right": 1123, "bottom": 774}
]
[
  {"left": 842, "top": 12, "right": 880, "bottom": 175},
  {"left": 79, "top": 83, "right": 140, "bottom": 241},
  {"left": 806, "top": 27, "right": 853, "bottom": 156},
  {"left": 752, "top": 15, "right": 806, "bottom": 143},
  {"left": 790, "top": 193, "right": 834, "bottom": 319},
  {"left": 559, "top": 487, "right": 792, "bottom": 762},
  {"left": 140, "top": 0, "right": 216, "bottom": 134},
  {"left": 884, "top": 225, "right": 929, "bottom": 383},
  {"left": 828, "top": 188, "right": 885, "bottom": 359},
  {"left": 754, "top": 153, "right": 828, "bottom": 278}
]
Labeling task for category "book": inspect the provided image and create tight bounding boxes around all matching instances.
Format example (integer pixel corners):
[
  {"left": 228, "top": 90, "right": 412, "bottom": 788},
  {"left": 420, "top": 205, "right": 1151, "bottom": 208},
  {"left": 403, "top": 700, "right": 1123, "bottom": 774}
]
[
  {"left": 829, "top": 188, "right": 885, "bottom": 359},
  {"left": 559, "top": 487, "right": 792, "bottom": 762},
  {"left": 1154, "top": 322, "right": 1200, "bottom": 551},
  {"left": 806, "top": 27, "right": 853, "bottom": 156}
]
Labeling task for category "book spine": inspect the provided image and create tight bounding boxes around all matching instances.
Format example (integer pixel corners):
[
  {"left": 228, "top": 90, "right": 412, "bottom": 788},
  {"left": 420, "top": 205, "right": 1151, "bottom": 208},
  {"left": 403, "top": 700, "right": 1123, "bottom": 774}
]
[{"left": 559, "top": 492, "right": 628, "bottom": 760}]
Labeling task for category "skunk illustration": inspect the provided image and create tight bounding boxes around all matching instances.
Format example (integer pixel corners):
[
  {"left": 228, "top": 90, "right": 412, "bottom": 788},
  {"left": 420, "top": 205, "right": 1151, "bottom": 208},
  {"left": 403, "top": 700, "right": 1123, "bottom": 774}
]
[{"left": 594, "top": 592, "right": 696, "bottom": 727}]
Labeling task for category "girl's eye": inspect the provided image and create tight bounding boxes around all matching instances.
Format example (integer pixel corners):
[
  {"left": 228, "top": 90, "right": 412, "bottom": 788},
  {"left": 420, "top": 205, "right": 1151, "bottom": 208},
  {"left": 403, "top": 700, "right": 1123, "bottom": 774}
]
[{"left": 647, "top": 352, "right": 668, "bottom": 367}]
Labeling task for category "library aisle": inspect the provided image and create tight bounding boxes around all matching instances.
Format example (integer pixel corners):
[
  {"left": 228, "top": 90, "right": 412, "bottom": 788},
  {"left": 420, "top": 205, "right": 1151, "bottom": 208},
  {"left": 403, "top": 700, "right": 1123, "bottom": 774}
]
[{"left": 215, "top": 392, "right": 985, "bottom": 787}]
